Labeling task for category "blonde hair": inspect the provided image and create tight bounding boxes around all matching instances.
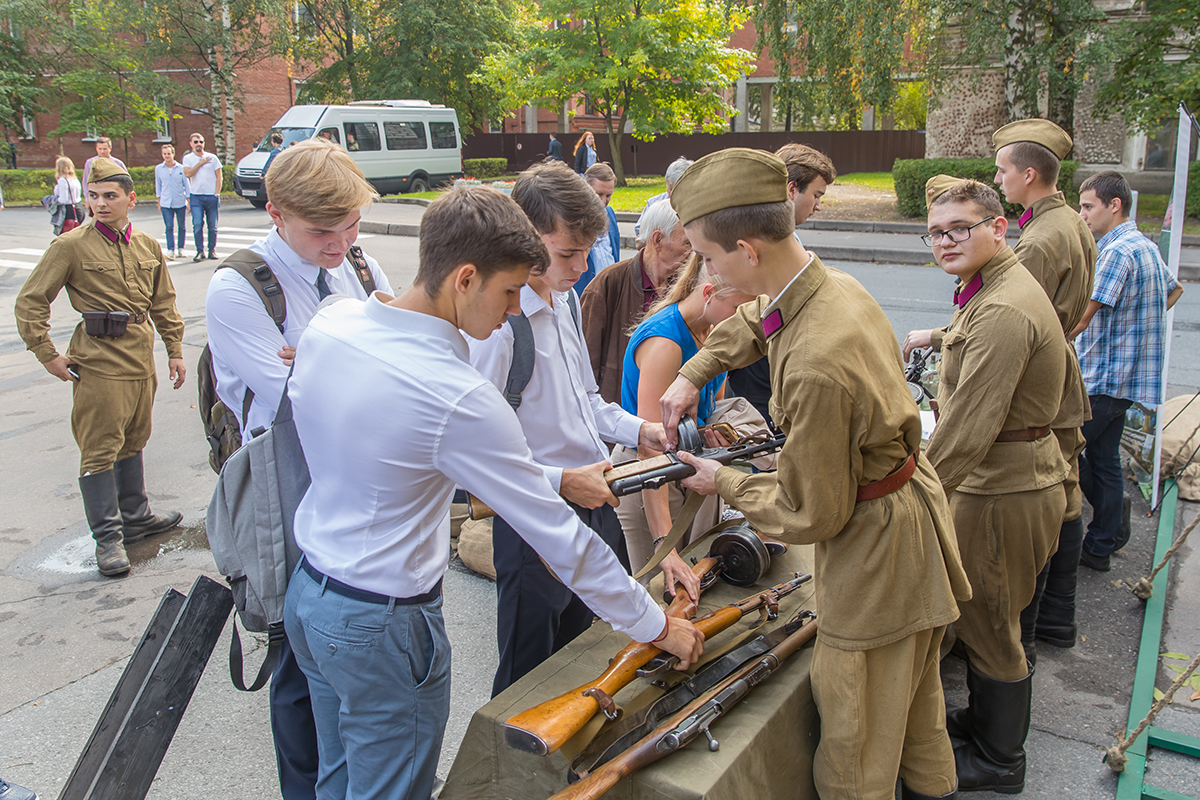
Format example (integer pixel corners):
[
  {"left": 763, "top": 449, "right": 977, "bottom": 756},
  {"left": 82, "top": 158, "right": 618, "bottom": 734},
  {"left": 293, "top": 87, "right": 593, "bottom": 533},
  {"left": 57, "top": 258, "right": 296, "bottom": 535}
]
[
  {"left": 264, "top": 138, "right": 378, "bottom": 226},
  {"left": 634, "top": 253, "right": 737, "bottom": 331},
  {"left": 55, "top": 157, "right": 76, "bottom": 180}
]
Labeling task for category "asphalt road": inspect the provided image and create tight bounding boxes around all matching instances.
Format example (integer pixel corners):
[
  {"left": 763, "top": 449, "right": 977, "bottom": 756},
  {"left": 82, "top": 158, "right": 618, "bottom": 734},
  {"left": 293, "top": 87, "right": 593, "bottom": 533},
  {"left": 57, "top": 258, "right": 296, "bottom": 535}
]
[{"left": 2, "top": 200, "right": 1198, "bottom": 799}]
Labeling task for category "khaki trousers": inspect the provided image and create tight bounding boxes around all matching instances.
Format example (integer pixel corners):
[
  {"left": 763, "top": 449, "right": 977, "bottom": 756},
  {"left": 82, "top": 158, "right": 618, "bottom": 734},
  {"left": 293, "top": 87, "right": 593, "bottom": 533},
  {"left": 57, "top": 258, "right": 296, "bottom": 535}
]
[
  {"left": 950, "top": 483, "right": 1065, "bottom": 681},
  {"left": 611, "top": 445, "right": 721, "bottom": 580},
  {"left": 811, "top": 627, "right": 956, "bottom": 799},
  {"left": 71, "top": 373, "right": 156, "bottom": 475}
]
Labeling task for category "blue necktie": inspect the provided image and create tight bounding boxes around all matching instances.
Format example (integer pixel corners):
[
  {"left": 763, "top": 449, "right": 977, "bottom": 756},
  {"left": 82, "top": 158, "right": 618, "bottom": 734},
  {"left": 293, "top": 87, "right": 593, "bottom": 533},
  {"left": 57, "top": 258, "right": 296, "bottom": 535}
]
[{"left": 316, "top": 269, "right": 331, "bottom": 300}]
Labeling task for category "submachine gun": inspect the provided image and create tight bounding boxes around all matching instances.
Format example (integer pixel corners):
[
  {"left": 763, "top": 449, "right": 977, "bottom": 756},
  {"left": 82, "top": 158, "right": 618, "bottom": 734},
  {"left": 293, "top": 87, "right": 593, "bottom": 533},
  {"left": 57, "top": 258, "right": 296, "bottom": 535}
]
[{"left": 466, "top": 415, "right": 786, "bottom": 520}]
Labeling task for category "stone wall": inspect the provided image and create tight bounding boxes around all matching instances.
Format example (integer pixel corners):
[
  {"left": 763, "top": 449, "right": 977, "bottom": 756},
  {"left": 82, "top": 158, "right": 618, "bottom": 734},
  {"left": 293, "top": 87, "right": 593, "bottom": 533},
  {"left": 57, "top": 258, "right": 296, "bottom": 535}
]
[
  {"left": 925, "top": 70, "right": 1007, "bottom": 158},
  {"left": 1072, "top": 82, "right": 1125, "bottom": 164}
]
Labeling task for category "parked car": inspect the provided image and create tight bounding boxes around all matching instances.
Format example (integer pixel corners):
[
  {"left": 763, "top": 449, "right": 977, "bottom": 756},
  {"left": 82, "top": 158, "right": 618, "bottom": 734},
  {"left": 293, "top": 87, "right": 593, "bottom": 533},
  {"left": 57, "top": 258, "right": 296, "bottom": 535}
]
[{"left": 233, "top": 100, "right": 464, "bottom": 208}]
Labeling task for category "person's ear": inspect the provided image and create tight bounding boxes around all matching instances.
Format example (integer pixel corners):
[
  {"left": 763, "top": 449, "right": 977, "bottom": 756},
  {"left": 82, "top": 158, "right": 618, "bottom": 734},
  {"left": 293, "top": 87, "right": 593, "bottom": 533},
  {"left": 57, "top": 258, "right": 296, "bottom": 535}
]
[
  {"left": 452, "top": 263, "right": 480, "bottom": 297},
  {"left": 993, "top": 214, "right": 1009, "bottom": 242},
  {"left": 736, "top": 239, "right": 761, "bottom": 266}
]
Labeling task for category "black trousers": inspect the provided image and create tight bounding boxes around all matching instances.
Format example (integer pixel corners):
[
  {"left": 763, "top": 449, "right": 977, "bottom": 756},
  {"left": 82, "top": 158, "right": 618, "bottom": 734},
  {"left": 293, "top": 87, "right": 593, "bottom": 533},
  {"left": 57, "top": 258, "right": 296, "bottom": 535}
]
[
  {"left": 491, "top": 502, "right": 630, "bottom": 697},
  {"left": 271, "top": 633, "right": 320, "bottom": 799}
]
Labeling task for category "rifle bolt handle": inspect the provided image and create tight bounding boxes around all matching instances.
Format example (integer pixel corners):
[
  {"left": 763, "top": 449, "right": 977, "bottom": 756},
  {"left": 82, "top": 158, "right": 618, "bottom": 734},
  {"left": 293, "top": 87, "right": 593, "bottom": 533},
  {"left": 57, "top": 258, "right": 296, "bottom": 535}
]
[{"left": 703, "top": 729, "right": 719, "bottom": 751}]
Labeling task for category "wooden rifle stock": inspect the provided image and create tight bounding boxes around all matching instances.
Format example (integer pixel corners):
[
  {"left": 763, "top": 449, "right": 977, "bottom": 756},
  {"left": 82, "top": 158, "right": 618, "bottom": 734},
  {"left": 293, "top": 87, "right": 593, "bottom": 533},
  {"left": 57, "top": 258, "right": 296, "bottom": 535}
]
[
  {"left": 546, "top": 615, "right": 819, "bottom": 800},
  {"left": 502, "top": 556, "right": 717, "bottom": 756},
  {"left": 503, "top": 568, "right": 804, "bottom": 757}
]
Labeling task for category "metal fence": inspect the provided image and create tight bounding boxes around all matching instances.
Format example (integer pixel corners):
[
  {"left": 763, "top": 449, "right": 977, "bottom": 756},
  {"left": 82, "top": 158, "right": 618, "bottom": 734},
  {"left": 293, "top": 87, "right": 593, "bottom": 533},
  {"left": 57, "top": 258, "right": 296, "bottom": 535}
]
[{"left": 462, "top": 130, "right": 926, "bottom": 177}]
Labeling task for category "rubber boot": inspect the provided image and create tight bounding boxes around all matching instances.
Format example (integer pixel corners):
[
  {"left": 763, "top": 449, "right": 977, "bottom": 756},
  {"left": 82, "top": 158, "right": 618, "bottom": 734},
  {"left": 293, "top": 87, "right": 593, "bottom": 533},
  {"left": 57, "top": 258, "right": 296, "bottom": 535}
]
[
  {"left": 901, "top": 783, "right": 958, "bottom": 800},
  {"left": 114, "top": 452, "right": 182, "bottom": 543},
  {"left": 79, "top": 471, "right": 130, "bottom": 577},
  {"left": 1035, "top": 515, "right": 1083, "bottom": 648},
  {"left": 953, "top": 661, "right": 1033, "bottom": 794}
]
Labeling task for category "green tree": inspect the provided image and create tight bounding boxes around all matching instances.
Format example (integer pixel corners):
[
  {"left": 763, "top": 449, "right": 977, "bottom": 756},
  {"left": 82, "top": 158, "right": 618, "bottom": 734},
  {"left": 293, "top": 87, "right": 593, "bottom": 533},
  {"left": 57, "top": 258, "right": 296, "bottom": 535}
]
[
  {"left": 292, "top": 0, "right": 384, "bottom": 104},
  {"left": 0, "top": 5, "right": 46, "bottom": 139},
  {"left": 479, "top": 0, "right": 752, "bottom": 185},
  {"left": 1091, "top": 0, "right": 1200, "bottom": 132}
]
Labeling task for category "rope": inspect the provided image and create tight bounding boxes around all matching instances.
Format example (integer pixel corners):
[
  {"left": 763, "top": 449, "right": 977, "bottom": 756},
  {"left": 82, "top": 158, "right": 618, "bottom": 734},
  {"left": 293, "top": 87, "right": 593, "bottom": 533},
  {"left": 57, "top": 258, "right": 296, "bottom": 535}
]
[
  {"left": 1131, "top": 511, "right": 1200, "bottom": 600},
  {"left": 1148, "top": 391, "right": 1200, "bottom": 513},
  {"left": 1105, "top": 651, "right": 1200, "bottom": 772}
]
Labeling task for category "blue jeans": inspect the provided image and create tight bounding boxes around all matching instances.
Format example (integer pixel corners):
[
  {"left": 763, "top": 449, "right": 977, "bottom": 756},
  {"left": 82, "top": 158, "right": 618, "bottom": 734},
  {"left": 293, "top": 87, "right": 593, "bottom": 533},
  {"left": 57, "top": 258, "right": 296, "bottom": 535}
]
[
  {"left": 1080, "top": 394, "right": 1133, "bottom": 558},
  {"left": 284, "top": 563, "right": 451, "bottom": 800},
  {"left": 161, "top": 206, "right": 186, "bottom": 252},
  {"left": 191, "top": 194, "right": 219, "bottom": 254}
]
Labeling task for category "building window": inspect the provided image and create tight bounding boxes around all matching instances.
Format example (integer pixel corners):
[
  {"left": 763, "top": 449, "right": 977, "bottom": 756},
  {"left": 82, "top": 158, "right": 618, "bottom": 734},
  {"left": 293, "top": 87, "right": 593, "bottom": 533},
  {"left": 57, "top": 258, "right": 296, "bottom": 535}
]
[
  {"left": 1144, "top": 119, "right": 1199, "bottom": 171},
  {"left": 20, "top": 112, "right": 34, "bottom": 140},
  {"left": 82, "top": 118, "right": 99, "bottom": 142},
  {"left": 154, "top": 98, "right": 172, "bottom": 141}
]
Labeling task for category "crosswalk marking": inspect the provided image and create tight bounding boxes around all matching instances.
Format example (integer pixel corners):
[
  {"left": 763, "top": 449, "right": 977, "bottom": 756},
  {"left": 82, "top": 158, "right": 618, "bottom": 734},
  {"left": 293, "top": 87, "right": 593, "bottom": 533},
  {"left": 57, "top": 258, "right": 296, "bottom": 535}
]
[
  {"left": 2, "top": 248, "right": 47, "bottom": 256},
  {"left": 0, "top": 259, "right": 35, "bottom": 270}
]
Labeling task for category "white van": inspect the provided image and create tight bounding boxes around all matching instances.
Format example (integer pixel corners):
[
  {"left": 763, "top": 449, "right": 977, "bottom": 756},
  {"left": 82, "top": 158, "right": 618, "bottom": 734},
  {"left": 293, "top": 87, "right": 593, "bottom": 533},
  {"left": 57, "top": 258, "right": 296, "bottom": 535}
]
[{"left": 233, "top": 100, "right": 464, "bottom": 207}]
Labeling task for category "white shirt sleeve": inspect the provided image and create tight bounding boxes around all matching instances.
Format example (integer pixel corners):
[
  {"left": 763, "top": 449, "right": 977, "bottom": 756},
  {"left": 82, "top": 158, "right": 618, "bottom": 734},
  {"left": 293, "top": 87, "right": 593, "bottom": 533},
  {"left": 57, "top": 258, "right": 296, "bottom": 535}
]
[
  {"left": 438, "top": 384, "right": 667, "bottom": 643},
  {"left": 205, "top": 271, "right": 291, "bottom": 416},
  {"left": 568, "top": 292, "right": 643, "bottom": 448}
]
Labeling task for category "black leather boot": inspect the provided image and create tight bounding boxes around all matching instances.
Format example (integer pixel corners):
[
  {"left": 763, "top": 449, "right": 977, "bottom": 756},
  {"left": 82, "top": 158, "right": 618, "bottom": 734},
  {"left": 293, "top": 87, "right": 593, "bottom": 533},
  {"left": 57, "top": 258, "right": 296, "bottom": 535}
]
[
  {"left": 953, "top": 661, "right": 1033, "bottom": 794},
  {"left": 901, "top": 783, "right": 958, "bottom": 800},
  {"left": 79, "top": 470, "right": 129, "bottom": 577},
  {"left": 114, "top": 452, "right": 182, "bottom": 543},
  {"left": 1018, "top": 562, "right": 1048, "bottom": 668},
  {"left": 1035, "top": 515, "right": 1083, "bottom": 648}
]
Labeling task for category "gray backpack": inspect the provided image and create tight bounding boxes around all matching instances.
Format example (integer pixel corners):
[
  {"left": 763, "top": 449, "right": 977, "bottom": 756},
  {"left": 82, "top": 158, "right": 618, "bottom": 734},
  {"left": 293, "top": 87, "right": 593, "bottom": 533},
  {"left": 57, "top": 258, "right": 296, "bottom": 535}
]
[
  {"left": 205, "top": 375, "right": 309, "bottom": 691},
  {"left": 503, "top": 291, "right": 579, "bottom": 409}
]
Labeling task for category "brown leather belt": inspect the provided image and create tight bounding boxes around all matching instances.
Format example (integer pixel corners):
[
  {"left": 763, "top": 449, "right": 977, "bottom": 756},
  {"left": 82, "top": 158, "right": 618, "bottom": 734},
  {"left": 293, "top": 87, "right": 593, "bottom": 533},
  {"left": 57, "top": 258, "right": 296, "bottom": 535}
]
[
  {"left": 132, "top": 312, "right": 148, "bottom": 324},
  {"left": 856, "top": 453, "right": 917, "bottom": 502},
  {"left": 995, "top": 425, "right": 1050, "bottom": 443}
]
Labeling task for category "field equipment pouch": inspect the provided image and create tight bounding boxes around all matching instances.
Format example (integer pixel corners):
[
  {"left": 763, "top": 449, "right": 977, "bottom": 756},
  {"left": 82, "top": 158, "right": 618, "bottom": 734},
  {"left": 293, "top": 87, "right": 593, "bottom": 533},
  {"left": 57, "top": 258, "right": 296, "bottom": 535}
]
[{"left": 82, "top": 310, "right": 130, "bottom": 337}]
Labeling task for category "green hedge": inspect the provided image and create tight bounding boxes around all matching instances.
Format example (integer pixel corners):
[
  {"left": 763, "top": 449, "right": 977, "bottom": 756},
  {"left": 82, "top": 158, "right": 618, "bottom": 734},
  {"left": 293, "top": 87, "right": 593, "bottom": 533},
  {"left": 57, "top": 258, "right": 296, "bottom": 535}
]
[
  {"left": 1, "top": 165, "right": 236, "bottom": 204},
  {"left": 893, "top": 158, "right": 1080, "bottom": 218},
  {"left": 1190, "top": 161, "right": 1199, "bottom": 219},
  {"left": 463, "top": 158, "right": 507, "bottom": 179}
]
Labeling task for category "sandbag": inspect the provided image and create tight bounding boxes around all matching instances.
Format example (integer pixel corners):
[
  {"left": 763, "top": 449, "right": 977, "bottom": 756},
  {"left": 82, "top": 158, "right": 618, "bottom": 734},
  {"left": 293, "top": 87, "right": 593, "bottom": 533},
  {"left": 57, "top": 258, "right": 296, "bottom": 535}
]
[
  {"left": 458, "top": 516, "right": 496, "bottom": 580},
  {"left": 1156, "top": 394, "right": 1200, "bottom": 501}
]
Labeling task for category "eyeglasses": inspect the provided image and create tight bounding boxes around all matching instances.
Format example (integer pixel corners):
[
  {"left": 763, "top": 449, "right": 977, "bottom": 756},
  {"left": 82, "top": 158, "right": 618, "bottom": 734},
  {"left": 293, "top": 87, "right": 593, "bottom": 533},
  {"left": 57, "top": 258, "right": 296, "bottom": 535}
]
[{"left": 922, "top": 216, "right": 996, "bottom": 247}]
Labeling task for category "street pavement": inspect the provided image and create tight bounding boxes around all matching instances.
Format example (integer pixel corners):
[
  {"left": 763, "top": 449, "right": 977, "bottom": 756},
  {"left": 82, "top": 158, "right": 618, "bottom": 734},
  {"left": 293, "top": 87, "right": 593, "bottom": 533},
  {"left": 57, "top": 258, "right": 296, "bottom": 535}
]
[{"left": 2, "top": 199, "right": 1200, "bottom": 799}]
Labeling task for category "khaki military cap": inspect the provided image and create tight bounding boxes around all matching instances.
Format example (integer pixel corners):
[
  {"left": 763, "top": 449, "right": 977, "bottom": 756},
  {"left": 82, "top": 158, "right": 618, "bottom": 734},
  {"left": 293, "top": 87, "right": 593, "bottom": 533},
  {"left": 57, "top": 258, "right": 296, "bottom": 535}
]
[
  {"left": 925, "top": 174, "right": 966, "bottom": 210},
  {"left": 88, "top": 157, "right": 130, "bottom": 183},
  {"left": 992, "top": 119, "right": 1073, "bottom": 160},
  {"left": 671, "top": 148, "right": 788, "bottom": 227}
]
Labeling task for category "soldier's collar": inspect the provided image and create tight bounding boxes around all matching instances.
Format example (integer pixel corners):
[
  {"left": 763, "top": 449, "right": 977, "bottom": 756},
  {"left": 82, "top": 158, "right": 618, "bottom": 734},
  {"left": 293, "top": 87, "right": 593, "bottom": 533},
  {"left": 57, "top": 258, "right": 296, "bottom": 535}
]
[
  {"left": 761, "top": 252, "right": 823, "bottom": 341},
  {"left": 95, "top": 220, "right": 132, "bottom": 244},
  {"left": 954, "top": 246, "right": 1019, "bottom": 307},
  {"left": 1018, "top": 192, "right": 1066, "bottom": 230}
]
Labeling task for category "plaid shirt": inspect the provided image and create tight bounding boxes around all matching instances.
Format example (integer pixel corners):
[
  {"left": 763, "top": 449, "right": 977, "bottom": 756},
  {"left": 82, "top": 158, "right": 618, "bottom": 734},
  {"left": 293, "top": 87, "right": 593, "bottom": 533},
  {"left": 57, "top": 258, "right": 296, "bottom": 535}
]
[{"left": 1077, "top": 220, "right": 1179, "bottom": 406}]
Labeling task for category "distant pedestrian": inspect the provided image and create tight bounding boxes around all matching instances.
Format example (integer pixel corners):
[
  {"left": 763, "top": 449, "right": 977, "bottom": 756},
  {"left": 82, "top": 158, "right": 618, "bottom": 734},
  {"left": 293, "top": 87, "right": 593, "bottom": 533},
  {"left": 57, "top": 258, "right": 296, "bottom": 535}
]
[
  {"left": 4, "top": 137, "right": 16, "bottom": 169},
  {"left": 547, "top": 132, "right": 564, "bottom": 163},
  {"left": 578, "top": 162, "right": 619, "bottom": 293},
  {"left": 51, "top": 157, "right": 83, "bottom": 236},
  {"left": 262, "top": 133, "right": 285, "bottom": 177},
  {"left": 81, "top": 136, "right": 126, "bottom": 189},
  {"left": 182, "top": 132, "right": 222, "bottom": 262},
  {"left": 155, "top": 144, "right": 190, "bottom": 259},
  {"left": 573, "top": 131, "right": 597, "bottom": 174}
]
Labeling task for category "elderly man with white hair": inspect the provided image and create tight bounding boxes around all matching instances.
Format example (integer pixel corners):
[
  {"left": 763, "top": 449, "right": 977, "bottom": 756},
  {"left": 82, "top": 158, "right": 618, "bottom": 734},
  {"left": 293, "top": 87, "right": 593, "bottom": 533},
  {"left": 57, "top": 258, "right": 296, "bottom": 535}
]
[
  {"left": 582, "top": 199, "right": 693, "bottom": 404},
  {"left": 634, "top": 157, "right": 693, "bottom": 243}
]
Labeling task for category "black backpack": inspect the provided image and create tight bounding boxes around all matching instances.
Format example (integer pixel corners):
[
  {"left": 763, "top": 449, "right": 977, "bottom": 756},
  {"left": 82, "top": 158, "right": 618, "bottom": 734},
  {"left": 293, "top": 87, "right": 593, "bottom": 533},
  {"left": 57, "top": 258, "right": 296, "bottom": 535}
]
[
  {"left": 503, "top": 291, "right": 579, "bottom": 409},
  {"left": 198, "top": 247, "right": 376, "bottom": 473}
]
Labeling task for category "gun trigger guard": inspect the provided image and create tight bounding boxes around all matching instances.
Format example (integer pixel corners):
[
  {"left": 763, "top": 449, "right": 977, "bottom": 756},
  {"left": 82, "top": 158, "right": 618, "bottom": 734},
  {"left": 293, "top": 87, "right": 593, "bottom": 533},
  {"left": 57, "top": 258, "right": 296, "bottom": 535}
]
[{"left": 583, "top": 687, "right": 621, "bottom": 721}]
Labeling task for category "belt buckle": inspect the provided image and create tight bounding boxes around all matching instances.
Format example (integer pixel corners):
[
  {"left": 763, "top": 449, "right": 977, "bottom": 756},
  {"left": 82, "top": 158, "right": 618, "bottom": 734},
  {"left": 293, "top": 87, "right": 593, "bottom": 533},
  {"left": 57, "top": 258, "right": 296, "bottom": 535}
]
[{"left": 133, "top": 312, "right": 147, "bottom": 324}]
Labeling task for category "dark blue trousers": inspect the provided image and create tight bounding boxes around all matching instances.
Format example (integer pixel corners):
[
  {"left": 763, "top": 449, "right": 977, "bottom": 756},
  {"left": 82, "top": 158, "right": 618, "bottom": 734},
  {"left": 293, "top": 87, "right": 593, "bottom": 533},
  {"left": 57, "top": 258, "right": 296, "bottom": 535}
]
[
  {"left": 1080, "top": 394, "right": 1133, "bottom": 559},
  {"left": 190, "top": 194, "right": 219, "bottom": 254},
  {"left": 271, "top": 634, "right": 319, "bottom": 800},
  {"left": 491, "top": 502, "right": 630, "bottom": 697}
]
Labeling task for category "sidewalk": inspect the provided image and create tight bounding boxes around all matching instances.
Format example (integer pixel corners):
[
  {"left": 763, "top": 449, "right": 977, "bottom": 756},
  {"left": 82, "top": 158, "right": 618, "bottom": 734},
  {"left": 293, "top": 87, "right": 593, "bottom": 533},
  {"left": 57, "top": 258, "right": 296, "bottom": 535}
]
[{"left": 363, "top": 199, "right": 1200, "bottom": 278}]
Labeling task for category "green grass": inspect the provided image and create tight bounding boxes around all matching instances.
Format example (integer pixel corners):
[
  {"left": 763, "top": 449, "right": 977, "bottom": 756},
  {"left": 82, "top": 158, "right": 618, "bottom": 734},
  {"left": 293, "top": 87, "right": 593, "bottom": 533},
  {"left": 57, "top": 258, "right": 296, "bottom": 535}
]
[
  {"left": 835, "top": 172, "right": 896, "bottom": 193},
  {"left": 1132, "top": 194, "right": 1200, "bottom": 237}
]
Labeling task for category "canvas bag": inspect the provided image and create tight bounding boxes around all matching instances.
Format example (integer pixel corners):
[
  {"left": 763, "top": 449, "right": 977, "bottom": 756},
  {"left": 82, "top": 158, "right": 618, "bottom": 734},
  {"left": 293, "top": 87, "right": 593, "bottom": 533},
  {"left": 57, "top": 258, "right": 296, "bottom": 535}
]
[{"left": 205, "top": 371, "right": 309, "bottom": 691}]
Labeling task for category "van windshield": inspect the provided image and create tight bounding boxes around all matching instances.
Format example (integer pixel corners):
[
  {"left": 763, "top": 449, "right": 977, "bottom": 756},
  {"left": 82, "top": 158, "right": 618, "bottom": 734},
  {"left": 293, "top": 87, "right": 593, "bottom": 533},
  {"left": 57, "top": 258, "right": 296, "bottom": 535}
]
[{"left": 255, "top": 127, "right": 316, "bottom": 152}]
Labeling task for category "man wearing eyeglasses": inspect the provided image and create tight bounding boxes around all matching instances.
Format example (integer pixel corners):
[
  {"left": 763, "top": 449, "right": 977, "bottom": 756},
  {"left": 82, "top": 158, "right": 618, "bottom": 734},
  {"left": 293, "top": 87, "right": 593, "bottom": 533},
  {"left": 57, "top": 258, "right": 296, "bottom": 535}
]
[
  {"left": 905, "top": 176, "right": 1067, "bottom": 795},
  {"left": 182, "top": 133, "right": 223, "bottom": 262}
]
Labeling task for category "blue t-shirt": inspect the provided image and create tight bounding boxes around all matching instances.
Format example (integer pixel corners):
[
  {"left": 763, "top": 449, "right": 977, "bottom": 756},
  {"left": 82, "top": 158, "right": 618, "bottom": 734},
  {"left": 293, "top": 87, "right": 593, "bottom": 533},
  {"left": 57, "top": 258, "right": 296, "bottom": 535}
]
[{"left": 621, "top": 304, "right": 724, "bottom": 423}]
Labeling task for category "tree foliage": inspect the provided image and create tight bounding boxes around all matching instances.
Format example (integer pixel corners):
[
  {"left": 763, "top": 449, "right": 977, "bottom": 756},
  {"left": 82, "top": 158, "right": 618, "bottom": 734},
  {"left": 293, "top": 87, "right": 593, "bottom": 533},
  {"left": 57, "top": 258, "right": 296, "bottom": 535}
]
[
  {"left": 1091, "top": 0, "right": 1200, "bottom": 133},
  {"left": 0, "top": 2, "right": 46, "bottom": 138},
  {"left": 479, "top": 0, "right": 752, "bottom": 185}
]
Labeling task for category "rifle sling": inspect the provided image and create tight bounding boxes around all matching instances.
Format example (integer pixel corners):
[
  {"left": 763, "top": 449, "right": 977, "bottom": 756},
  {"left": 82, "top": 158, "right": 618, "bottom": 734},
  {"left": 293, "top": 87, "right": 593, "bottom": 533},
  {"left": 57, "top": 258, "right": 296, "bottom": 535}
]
[{"left": 632, "top": 491, "right": 706, "bottom": 580}]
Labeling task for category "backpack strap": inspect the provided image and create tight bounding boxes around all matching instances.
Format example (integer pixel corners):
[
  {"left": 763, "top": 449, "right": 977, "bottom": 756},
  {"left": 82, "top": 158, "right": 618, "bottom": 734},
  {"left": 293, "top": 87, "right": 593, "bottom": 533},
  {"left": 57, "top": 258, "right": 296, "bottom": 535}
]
[
  {"left": 502, "top": 292, "right": 580, "bottom": 411},
  {"left": 217, "top": 250, "right": 285, "bottom": 428},
  {"left": 347, "top": 246, "right": 377, "bottom": 295},
  {"left": 229, "top": 617, "right": 284, "bottom": 692}
]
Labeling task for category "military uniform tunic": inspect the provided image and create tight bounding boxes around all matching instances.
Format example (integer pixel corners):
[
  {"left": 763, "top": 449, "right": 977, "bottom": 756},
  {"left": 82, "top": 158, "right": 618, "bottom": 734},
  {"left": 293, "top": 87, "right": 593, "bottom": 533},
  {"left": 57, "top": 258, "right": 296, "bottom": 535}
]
[
  {"left": 680, "top": 253, "right": 970, "bottom": 797},
  {"left": 928, "top": 246, "right": 1068, "bottom": 680},
  {"left": 15, "top": 219, "right": 184, "bottom": 473}
]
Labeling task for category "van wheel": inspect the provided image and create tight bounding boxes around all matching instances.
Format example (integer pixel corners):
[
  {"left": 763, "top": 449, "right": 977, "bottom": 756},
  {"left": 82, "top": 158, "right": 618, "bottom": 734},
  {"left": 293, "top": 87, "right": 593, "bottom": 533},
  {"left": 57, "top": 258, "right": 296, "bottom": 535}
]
[
  {"left": 250, "top": 200, "right": 267, "bottom": 210},
  {"left": 409, "top": 177, "right": 430, "bottom": 193}
]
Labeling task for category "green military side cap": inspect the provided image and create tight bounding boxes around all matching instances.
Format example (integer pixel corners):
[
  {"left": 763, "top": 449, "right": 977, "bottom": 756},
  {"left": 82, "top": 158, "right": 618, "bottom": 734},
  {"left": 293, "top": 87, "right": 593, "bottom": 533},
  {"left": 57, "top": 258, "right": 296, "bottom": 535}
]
[
  {"left": 992, "top": 119, "right": 1073, "bottom": 160},
  {"left": 88, "top": 157, "right": 130, "bottom": 183},
  {"left": 925, "top": 174, "right": 966, "bottom": 210},
  {"left": 671, "top": 148, "right": 788, "bottom": 227}
]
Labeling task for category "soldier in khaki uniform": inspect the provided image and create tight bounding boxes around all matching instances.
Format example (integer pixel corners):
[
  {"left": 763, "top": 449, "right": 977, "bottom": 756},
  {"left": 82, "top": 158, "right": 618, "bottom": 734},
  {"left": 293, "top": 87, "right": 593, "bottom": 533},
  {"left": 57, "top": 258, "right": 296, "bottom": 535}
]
[
  {"left": 992, "top": 120, "right": 1097, "bottom": 657},
  {"left": 907, "top": 177, "right": 1068, "bottom": 794},
  {"left": 661, "top": 149, "right": 971, "bottom": 800},
  {"left": 15, "top": 158, "right": 186, "bottom": 577}
]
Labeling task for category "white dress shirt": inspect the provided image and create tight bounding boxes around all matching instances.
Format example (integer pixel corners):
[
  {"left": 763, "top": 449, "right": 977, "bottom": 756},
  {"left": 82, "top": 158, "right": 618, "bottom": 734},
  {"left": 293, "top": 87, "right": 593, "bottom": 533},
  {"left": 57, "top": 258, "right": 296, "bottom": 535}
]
[
  {"left": 469, "top": 285, "right": 643, "bottom": 491},
  {"left": 289, "top": 296, "right": 666, "bottom": 642},
  {"left": 204, "top": 229, "right": 393, "bottom": 433},
  {"left": 54, "top": 176, "right": 82, "bottom": 205},
  {"left": 183, "top": 150, "right": 223, "bottom": 194}
]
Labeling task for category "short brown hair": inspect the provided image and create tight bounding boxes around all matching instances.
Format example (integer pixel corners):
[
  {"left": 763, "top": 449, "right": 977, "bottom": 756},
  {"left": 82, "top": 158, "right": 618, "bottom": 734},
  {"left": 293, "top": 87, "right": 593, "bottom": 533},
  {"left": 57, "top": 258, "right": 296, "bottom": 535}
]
[
  {"left": 96, "top": 136, "right": 111, "bottom": 145},
  {"left": 584, "top": 162, "right": 615, "bottom": 184},
  {"left": 1002, "top": 141, "right": 1060, "bottom": 188},
  {"left": 265, "top": 138, "right": 378, "bottom": 227},
  {"left": 91, "top": 174, "right": 135, "bottom": 195},
  {"left": 690, "top": 201, "right": 795, "bottom": 252},
  {"left": 1080, "top": 170, "right": 1132, "bottom": 216},
  {"left": 930, "top": 179, "right": 1005, "bottom": 219},
  {"left": 416, "top": 186, "right": 549, "bottom": 298},
  {"left": 775, "top": 143, "right": 836, "bottom": 194},
  {"left": 511, "top": 160, "right": 608, "bottom": 242}
]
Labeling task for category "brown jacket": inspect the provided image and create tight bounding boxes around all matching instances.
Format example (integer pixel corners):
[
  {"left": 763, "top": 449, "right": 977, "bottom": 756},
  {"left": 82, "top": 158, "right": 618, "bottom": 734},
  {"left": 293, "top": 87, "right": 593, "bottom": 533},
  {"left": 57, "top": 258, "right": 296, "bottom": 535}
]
[
  {"left": 680, "top": 254, "right": 970, "bottom": 651},
  {"left": 580, "top": 250, "right": 657, "bottom": 405},
  {"left": 15, "top": 219, "right": 184, "bottom": 379},
  {"left": 927, "top": 246, "right": 1068, "bottom": 496}
]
